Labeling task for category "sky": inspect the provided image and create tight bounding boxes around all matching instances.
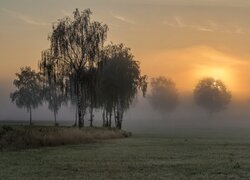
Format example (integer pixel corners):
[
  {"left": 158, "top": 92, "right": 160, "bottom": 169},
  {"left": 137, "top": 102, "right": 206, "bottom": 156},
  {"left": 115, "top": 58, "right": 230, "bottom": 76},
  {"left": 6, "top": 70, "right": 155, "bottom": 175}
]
[{"left": 0, "top": 0, "right": 250, "bottom": 123}]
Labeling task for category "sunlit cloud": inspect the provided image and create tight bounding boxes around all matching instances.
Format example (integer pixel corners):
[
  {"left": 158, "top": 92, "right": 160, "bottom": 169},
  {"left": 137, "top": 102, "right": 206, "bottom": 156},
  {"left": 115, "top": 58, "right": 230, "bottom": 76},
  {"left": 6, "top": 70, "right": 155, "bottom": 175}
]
[
  {"left": 163, "top": 16, "right": 215, "bottom": 32},
  {"left": 163, "top": 16, "right": 248, "bottom": 34},
  {"left": 111, "top": 13, "right": 135, "bottom": 24},
  {"left": 2, "top": 8, "right": 50, "bottom": 26},
  {"left": 131, "top": 0, "right": 250, "bottom": 7}
]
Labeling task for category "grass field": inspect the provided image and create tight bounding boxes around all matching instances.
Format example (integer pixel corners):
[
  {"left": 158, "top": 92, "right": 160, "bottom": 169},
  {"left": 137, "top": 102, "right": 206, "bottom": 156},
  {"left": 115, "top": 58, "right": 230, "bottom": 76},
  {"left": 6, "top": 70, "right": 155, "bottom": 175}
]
[{"left": 1, "top": 134, "right": 250, "bottom": 179}]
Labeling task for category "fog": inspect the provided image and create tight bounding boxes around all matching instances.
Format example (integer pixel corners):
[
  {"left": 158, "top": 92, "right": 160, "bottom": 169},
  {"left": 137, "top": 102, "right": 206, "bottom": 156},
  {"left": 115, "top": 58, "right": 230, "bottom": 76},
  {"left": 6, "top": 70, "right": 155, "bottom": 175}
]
[
  {"left": 124, "top": 94, "right": 250, "bottom": 136},
  {"left": 1, "top": 78, "right": 250, "bottom": 136}
]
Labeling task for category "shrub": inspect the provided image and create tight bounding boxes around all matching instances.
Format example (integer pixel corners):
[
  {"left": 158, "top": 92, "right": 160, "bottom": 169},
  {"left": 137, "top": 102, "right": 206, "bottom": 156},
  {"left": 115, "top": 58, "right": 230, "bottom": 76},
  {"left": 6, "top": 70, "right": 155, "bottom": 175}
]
[{"left": 0, "top": 126, "right": 131, "bottom": 150}]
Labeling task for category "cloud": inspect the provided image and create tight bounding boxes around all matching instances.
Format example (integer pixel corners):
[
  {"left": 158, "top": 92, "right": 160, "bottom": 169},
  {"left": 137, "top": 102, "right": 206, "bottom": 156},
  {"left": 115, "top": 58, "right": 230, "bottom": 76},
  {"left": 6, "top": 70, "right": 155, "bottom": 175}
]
[
  {"left": 163, "top": 16, "right": 248, "bottom": 34},
  {"left": 2, "top": 9, "right": 50, "bottom": 26},
  {"left": 163, "top": 16, "right": 215, "bottom": 32},
  {"left": 132, "top": 0, "right": 250, "bottom": 7},
  {"left": 111, "top": 13, "right": 135, "bottom": 24}
]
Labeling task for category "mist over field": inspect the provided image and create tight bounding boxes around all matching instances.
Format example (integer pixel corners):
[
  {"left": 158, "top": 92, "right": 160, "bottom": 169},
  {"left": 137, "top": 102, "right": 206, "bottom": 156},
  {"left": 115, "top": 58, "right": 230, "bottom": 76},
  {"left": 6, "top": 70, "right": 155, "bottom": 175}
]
[{"left": 1, "top": 82, "right": 250, "bottom": 136}]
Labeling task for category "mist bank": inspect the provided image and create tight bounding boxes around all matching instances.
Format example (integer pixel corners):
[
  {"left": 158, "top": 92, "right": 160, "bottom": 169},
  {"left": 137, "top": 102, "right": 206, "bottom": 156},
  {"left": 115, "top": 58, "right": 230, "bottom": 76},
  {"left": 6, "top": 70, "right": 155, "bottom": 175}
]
[{"left": 1, "top": 80, "right": 250, "bottom": 134}]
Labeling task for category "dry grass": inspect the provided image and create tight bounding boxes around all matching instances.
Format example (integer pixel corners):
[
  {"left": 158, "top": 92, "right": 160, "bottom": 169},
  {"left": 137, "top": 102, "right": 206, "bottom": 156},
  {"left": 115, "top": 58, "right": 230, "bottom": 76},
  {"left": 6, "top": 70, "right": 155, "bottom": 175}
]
[{"left": 0, "top": 125, "right": 131, "bottom": 150}]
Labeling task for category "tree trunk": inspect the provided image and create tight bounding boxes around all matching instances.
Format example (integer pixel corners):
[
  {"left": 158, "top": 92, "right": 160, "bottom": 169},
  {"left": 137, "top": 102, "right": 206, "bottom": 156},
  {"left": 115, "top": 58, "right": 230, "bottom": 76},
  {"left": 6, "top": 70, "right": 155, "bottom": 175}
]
[
  {"left": 77, "top": 94, "right": 85, "bottom": 128},
  {"left": 109, "top": 112, "right": 112, "bottom": 128},
  {"left": 117, "top": 117, "right": 123, "bottom": 129},
  {"left": 114, "top": 107, "right": 117, "bottom": 127},
  {"left": 83, "top": 108, "right": 86, "bottom": 127},
  {"left": 76, "top": 79, "right": 85, "bottom": 128},
  {"left": 90, "top": 107, "right": 93, "bottom": 127},
  {"left": 74, "top": 105, "right": 78, "bottom": 127},
  {"left": 54, "top": 111, "right": 57, "bottom": 126},
  {"left": 78, "top": 107, "right": 83, "bottom": 128},
  {"left": 117, "top": 120, "right": 122, "bottom": 129},
  {"left": 89, "top": 92, "right": 94, "bottom": 127},
  {"left": 116, "top": 105, "right": 123, "bottom": 129},
  {"left": 102, "top": 110, "right": 105, "bottom": 127},
  {"left": 118, "top": 116, "right": 123, "bottom": 129},
  {"left": 116, "top": 110, "right": 119, "bottom": 128},
  {"left": 105, "top": 110, "right": 109, "bottom": 127},
  {"left": 29, "top": 107, "right": 32, "bottom": 126}
]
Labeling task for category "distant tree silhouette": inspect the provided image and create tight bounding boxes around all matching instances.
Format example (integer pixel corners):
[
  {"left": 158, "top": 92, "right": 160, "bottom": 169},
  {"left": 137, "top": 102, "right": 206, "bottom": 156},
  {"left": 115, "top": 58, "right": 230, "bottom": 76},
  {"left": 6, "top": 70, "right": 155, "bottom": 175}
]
[
  {"left": 10, "top": 67, "right": 43, "bottom": 125},
  {"left": 99, "top": 43, "right": 147, "bottom": 129},
  {"left": 41, "top": 8, "right": 108, "bottom": 127},
  {"left": 148, "top": 76, "right": 179, "bottom": 117},
  {"left": 194, "top": 77, "right": 231, "bottom": 117}
]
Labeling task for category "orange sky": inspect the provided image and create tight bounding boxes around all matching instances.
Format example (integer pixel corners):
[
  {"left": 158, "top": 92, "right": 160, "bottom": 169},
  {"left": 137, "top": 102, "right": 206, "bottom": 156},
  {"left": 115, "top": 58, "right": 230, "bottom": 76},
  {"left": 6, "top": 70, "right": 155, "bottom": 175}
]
[
  {"left": 1, "top": 0, "right": 250, "bottom": 99},
  {"left": 139, "top": 46, "right": 250, "bottom": 97}
]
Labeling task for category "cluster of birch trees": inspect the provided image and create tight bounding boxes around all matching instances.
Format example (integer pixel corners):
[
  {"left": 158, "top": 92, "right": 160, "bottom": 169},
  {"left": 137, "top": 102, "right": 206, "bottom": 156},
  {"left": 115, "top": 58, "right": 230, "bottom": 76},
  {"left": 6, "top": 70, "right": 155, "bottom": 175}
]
[
  {"left": 10, "top": 9, "right": 147, "bottom": 129},
  {"left": 10, "top": 9, "right": 232, "bottom": 128}
]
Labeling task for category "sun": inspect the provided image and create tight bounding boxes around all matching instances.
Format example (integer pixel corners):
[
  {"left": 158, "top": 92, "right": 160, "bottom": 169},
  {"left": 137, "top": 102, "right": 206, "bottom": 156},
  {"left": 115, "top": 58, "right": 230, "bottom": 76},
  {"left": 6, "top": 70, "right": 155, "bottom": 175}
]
[
  {"left": 196, "top": 66, "right": 229, "bottom": 79},
  {"left": 194, "top": 66, "right": 234, "bottom": 88},
  {"left": 205, "top": 68, "right": 228, "bottom": 80}
]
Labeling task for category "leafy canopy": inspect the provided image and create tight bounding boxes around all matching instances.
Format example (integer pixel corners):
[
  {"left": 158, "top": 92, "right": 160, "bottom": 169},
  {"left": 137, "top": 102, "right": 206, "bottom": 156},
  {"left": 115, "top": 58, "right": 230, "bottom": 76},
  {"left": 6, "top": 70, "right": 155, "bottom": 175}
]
[
  {"left": 99, "top": 43, "right": 147, "bottom": 112},
  {"left": 148, "top": 76, "right": 179, "bottom": 114},
  {"left": 194, "top": 77, "right": 231, "bottom": 114},
  {"left": 10, "top": 67, "right": 43, "bottom": 111}
]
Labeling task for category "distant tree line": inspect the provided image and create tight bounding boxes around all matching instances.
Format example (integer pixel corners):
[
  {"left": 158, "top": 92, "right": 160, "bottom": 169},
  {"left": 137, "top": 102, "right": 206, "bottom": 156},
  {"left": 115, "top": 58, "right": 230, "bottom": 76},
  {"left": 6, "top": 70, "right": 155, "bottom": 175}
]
[{"left": 10, "top": 9, "right": 147, "bottom": 129}]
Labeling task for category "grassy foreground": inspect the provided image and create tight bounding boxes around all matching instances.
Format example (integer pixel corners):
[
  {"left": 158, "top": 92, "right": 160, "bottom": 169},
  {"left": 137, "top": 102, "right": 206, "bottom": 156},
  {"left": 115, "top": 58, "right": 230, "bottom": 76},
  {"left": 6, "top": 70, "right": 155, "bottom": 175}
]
[
  {"left": 1, "top": 134, "right": 250, "bottom": 179},
  {"left": 0, "top": 126, "right": 131, "bottom": 150}
]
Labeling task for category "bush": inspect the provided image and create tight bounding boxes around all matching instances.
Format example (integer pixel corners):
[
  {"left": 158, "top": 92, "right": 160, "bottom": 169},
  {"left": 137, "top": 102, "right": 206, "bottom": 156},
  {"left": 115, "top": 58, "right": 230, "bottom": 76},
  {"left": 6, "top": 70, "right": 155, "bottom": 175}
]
[
  {"left": 1, "top": 125, "right": 14, "bottom": 132},
  {"left": 0, "top": 126, "right": 131, "bottom": 150}
]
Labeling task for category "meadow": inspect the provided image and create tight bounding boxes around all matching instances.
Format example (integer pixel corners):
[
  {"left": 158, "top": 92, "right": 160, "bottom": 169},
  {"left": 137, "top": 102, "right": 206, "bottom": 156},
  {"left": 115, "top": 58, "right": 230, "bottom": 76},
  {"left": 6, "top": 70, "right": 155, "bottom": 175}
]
[{"left": 1, "top": 133, "right": 250, "bottom": 179}]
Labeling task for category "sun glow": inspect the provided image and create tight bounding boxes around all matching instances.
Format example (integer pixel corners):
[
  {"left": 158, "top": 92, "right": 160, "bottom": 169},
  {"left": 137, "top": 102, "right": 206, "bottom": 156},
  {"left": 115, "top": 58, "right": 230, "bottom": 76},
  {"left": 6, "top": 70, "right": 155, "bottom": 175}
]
[
  {"left": 194, "top": 66, "right": 236, "bottom": 91},
  {"left": 139, "top": 45, "right": 249, "bottom": 96},
  {"left": 196, "top": 67, "right": 230, "bottom": 80}
]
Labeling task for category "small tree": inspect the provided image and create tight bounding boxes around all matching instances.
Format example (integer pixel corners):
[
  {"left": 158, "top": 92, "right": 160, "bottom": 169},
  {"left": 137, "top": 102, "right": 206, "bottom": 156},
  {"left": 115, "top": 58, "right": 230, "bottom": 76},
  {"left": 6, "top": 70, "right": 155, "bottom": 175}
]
[
  {"left": 194, "top": 77, "right": 231, "bottom": 117},
  {"left": 148, "top": 76, "right": 179, "bottom": 118},
  {"left": 10, "top": 67, "right": 43, "bottom": 125}
]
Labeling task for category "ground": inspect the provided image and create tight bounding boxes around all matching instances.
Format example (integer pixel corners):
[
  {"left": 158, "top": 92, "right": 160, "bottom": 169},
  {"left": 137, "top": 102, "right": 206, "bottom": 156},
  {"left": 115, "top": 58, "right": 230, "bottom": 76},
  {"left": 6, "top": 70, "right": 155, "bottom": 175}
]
[{"left": 1, "top": 134, "right": 250, "bottom": 179}]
